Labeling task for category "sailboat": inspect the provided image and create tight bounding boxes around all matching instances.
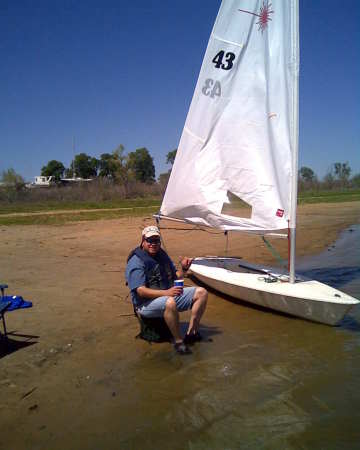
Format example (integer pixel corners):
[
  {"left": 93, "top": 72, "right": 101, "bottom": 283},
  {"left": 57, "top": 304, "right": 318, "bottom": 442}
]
[{"left": 158, "top": 0, "right": 359, "bottom": 325}]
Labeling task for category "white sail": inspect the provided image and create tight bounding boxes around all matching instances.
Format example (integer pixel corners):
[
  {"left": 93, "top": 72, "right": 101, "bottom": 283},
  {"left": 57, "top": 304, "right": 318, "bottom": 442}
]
[{"left": 161, "top": 0, "right": 299, "bottom": 232}]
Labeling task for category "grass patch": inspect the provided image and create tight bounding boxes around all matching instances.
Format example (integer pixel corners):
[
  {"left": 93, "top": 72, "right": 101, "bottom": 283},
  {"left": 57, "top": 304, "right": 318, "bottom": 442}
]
[
  {"left": 0, "top": 206, "right": 160, "bottom": 226},
  {"left": 298, "top": 190, "right": 360, "bottom": 204}
]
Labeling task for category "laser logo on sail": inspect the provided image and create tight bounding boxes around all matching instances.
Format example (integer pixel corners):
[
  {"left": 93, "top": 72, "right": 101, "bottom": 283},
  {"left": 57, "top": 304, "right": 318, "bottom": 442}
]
[{"left": 238, "top": 1, "right": 274, "bottom": 32}]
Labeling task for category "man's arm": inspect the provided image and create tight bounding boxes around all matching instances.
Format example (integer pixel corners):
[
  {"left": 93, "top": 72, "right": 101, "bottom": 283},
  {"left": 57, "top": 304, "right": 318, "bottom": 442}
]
[
  {"left": 176, "top": 257, "right": 193, "bottom": 279},
  {"left": 137, "top": 285, "right": 183, "bottom": 300}
]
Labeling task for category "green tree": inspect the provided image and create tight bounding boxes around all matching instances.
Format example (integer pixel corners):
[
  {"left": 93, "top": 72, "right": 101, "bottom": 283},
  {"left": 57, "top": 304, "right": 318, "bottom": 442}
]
[
  {"left": 166, "top": 149, "right": 177, "bottom": 166},
  {"left": 99, "top": 153, "right": 117, "bottom": 178},
  {"left": 72, "top": 153, "right": 99, "bottom": 179},
  {"left": 113, "top": 145, "right": 131, "bottom": 184},
  {"left": 127, "top": 147, "right": 155, "bottom": 183},
  {"left": 299, "top": 166, "right": 315, "bottom": 182},
  {"left": 41, "top": 160, "right": 65, "bottom": 181},
  {"left": 99, "top": 144, "right": 129, "bottom": 183},
  {"left": 333, "top": 162, "right": 351, "bottom": 184},
  {"left": 1, "top": 168, "right": 25, "bottom": 186}
]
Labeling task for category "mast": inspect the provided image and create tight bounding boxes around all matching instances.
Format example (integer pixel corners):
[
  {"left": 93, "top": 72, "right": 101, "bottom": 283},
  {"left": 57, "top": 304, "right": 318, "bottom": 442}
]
[{"left": 289, "top": 0, "right": 300, "bottom": 283}]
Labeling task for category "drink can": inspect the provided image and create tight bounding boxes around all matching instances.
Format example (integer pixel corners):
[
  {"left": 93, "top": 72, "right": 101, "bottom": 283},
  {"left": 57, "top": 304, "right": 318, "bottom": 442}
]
[{"left": 174, "top": 279, "right": 184, "bottom": 290}]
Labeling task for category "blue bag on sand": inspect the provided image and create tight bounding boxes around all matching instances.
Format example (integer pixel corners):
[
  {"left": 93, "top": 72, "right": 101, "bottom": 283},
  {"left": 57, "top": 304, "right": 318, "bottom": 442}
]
[{"left": 0, "top": 296, "right": 32, "bottom": 312}]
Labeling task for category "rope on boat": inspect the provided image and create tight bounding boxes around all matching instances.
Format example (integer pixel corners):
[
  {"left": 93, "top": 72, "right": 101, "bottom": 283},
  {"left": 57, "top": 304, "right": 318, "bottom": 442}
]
[
  {"left": 257, "top": 276, "right": 278, "bottom": 283},
  {"left": 261, "top": 236, "right": 287, "bottom": 268}
]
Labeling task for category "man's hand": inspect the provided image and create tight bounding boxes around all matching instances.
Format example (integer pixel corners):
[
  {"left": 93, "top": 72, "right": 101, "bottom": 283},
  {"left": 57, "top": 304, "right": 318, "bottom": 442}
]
[
  {"left": 179, "top": 257, "right": 193, "bottom": 271},
  {"left": 166, "top": 286, "right": 183, "bottom": 297}
]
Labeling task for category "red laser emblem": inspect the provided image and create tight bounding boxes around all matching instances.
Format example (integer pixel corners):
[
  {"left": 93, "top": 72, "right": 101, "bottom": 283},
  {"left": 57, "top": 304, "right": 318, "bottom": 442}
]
[{"left": 238, "top": 1, "right": 274, "bottom": 32}]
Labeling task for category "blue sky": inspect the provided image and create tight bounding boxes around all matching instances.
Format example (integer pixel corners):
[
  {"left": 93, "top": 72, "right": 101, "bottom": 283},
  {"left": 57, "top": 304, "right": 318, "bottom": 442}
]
[{"left": 1, "top": 0, "right": 359, "bottom": 182}]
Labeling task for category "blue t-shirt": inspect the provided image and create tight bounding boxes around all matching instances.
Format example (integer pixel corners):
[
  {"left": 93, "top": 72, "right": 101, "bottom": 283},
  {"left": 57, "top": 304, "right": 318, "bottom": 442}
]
[{"left": 126, "top": 254, "right": 176, "bottom": 307}]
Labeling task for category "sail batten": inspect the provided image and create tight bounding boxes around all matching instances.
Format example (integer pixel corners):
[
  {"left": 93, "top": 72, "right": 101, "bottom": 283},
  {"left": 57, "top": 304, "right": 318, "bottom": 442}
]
[
  {"left": 183, "top": 127, "right": 206, "bottom": 144},
  {"left": 212, "top": 34, "right": 245, "bottom": 47},
  {"left": 161, "top": 0, "right": 299, "bottom": 234}
]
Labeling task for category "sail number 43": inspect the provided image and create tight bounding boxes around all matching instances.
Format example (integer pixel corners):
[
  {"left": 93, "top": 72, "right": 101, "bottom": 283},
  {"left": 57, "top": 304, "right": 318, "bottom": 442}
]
[
  {"left": 202, "top": 50, "right": 236, "bottom": 99},
  {"left": 212, "top": 50, "right": 236, "bottom": 70}
]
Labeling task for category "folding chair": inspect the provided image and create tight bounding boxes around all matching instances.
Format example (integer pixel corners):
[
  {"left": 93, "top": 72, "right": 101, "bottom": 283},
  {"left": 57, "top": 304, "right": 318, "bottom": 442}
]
[
  {"left": 0, "top": 284, "right": 33, "bottom": 341},
  {"left": 133, "top": 306, "right": 173, "bottom": 343},
  {"left": 0, "top": 284, "right": 10, "bottom": 340}
]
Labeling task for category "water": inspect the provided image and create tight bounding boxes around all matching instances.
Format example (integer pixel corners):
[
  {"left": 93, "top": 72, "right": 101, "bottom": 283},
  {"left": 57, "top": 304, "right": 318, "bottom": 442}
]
[
  {"left": 297, "top": 225, "right": 360, "bottom": 300},
  {"left": 59, "top": 226, "right": 360, "bottom": 449},
  {"left": 86, "top": 225, "right": 358, "bottom": 450}
]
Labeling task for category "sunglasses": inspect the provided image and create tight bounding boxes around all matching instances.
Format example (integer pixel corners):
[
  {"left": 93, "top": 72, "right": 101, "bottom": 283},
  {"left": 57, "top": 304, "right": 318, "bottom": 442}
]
[{"left": 145, "top": 237, "right": 161, "bottom": 245}]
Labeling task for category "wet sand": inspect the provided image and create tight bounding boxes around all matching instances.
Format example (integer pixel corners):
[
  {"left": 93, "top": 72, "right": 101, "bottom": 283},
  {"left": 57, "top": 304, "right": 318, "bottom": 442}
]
[{"left": 0, "top": 202, "right": 359, "bottom": 449}]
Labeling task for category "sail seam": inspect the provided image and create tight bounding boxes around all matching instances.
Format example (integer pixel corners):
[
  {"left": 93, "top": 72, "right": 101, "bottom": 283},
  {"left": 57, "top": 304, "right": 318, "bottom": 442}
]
[
  {"left": 212, "top": 33, "right": 244, "bottom": 48},
  {"left": 184, "top": 127, "right": 206, "bottom": 144}
]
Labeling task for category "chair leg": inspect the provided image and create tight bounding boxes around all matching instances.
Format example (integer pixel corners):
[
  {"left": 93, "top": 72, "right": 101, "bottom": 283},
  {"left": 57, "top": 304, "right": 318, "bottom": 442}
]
[{"left": 1, "top": 314, "right": 7, "bottom": 340}]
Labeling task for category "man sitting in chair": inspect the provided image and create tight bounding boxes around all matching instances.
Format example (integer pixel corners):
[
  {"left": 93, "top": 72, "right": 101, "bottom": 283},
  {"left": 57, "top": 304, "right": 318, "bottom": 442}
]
[{"left": 126, "top": 226, "right": 208, "bottom": 355}]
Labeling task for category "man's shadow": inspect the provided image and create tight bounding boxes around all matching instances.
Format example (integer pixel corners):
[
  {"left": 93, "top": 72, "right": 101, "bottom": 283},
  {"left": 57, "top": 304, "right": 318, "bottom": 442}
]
[{"left": 0, "top": 331, "right": 39, "bottom": 359}]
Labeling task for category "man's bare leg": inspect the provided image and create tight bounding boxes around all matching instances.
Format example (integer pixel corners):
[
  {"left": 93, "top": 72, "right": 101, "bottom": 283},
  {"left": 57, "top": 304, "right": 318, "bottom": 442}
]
[
  {"left": 187, "top": 287, "right": 208, "bottom": 336},
  {"left": 163, "top": 297, "right": 182, "bottom": 343}
]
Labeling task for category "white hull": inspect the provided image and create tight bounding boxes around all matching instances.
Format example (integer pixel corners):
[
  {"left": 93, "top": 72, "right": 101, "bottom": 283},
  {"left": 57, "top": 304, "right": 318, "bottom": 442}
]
[{"left": 189, "top": 258, "right": 359, "bottom": 326}]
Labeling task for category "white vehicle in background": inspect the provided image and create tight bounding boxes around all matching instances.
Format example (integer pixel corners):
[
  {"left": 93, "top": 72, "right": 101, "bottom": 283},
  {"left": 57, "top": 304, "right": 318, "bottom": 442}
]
[
  {"left": 25, "top": 175, "right": 94, "bottom": 188},
  {"left": 26, "top": 175, "right": 55, "bottom": 188}
]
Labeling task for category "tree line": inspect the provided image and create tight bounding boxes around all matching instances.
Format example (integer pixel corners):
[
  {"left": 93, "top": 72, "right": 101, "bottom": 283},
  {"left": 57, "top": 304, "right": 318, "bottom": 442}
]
[
  {"left": 1, "top": 146, "right": 359, "bottom": 192},
  {"left": 1, "top": 145, "right": 176, "bottom": 187},
  {"left": 41, "top": 145, "right": 160, "bottom": 184},
  {"left": 298, "top": 162, "right": 360, "bottom": 191}
]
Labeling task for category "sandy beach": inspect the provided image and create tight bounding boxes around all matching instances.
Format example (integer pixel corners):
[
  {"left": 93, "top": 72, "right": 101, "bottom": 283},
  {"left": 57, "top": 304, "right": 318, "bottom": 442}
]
[{"left": 0, "top": 201, "right": 359, "bottom": 449}]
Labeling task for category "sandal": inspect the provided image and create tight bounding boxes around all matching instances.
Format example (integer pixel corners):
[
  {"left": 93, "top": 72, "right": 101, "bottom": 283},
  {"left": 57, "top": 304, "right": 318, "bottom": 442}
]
[
  {"left": 174, "top": 341, "right": 192, "bottom": 355},
  {"left": 184, "top": 332, "right": 203, "bottom": 345}
]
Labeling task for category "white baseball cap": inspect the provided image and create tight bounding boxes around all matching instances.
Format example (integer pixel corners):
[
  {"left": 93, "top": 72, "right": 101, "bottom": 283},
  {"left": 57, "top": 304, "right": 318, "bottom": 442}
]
[{"left": 142, "top": 225, "right": 160, "bottom": 239}]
